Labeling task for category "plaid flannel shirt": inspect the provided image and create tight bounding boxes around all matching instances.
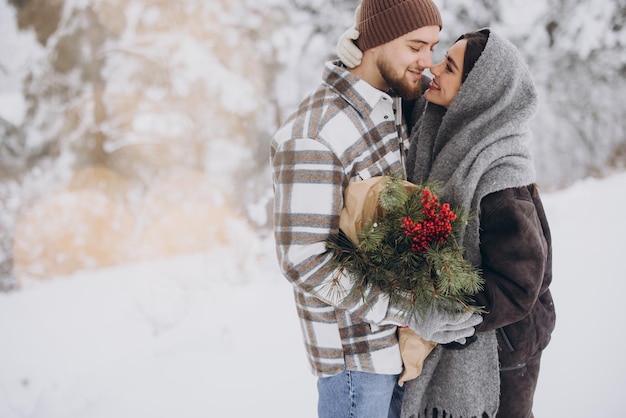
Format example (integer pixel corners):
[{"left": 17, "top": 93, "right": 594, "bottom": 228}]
[{"left": 271, "top": 61, "right": 410, "bottom": 377}]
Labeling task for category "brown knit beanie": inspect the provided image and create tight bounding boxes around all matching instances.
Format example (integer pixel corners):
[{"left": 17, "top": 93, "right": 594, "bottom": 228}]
[{"left": 356, "top": 0, "right": 443, "bottom": 51}]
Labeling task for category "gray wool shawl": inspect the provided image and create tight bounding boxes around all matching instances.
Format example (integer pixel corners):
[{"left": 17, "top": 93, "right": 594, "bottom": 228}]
[{"left": 402, "top": 30, "right": 539, "bottom": 418}]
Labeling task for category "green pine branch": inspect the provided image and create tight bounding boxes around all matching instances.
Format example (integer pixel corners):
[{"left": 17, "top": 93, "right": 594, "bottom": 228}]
[{"left": 326, "top": 178, "right": 485, "bottom": 318}]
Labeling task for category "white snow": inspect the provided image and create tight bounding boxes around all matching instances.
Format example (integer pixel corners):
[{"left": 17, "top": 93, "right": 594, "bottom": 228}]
[{"left": 1, "top": 171, "right": 625, "bottom": 417}]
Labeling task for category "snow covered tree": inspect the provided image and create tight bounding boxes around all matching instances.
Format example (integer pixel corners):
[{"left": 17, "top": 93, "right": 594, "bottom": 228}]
[{"left": 2, "top": 0, "right": 284, "bottom": 282}]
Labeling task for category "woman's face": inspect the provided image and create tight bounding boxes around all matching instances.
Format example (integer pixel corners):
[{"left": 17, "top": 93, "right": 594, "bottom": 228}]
[{"left": 424, "top": 39, "right": 466, "bottom": 108}]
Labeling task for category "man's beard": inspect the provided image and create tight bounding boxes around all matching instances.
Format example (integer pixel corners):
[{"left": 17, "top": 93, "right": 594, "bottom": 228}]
[{"left": 378, "top": 58, "right": 422, "bottom": 100}]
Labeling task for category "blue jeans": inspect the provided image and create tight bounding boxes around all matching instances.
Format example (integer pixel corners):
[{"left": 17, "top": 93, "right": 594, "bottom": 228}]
[{"left": 317, "top": 370, "right": 404, "bottom": 418}]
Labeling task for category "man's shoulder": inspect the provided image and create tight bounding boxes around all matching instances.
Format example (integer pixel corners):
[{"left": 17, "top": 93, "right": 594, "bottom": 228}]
[{"left": 278, "top": 85, "right": 359, "bottom": 136}]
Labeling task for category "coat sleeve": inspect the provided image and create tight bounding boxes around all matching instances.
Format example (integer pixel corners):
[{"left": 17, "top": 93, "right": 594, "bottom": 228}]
[
  {"left": 271, "top": 137, "right": 401, "bottom": 325},
  {"left": 474, "top": 187, "right": 549, "bottom": 332}
]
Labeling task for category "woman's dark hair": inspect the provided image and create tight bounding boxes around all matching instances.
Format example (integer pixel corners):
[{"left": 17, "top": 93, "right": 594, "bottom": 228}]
[{"left": 456, "top": 29, "right": 490, "bottom": 83}]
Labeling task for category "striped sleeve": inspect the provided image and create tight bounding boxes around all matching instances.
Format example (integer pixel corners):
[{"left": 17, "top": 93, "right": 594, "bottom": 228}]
[{"left": 271, "top": 136, "right": 392, "bottom": 319}]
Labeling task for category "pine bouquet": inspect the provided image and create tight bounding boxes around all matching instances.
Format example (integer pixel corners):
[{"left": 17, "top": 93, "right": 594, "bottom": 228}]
[{"left": 327, "top": 176, "right": 484, "bottom": 322}]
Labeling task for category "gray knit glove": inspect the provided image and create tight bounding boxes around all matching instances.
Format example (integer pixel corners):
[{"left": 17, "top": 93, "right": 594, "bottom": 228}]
[
  {"left": 336, "top": 5, "right": 363, "bottom": 68},
  {"left": 407, "top": 307, "right": 482, "bottom": 344}
]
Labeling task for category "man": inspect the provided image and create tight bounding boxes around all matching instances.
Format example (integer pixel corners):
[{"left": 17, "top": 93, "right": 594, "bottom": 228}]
[{"left": 270, "top": 1, "right": 482, "bottom": 417}]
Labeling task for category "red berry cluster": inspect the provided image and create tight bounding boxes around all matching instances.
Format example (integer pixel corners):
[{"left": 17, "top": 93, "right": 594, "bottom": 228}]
[{"left": 401, "top": 189, "right": 457, "bottom": 253}]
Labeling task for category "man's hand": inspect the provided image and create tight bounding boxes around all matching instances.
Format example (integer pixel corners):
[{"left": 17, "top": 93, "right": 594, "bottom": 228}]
[{"left": 407, "top": 307, "right": 482, "bottom": 344}]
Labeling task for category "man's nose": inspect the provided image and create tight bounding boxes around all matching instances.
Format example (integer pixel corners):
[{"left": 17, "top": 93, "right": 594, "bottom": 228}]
[{"left": 417, "top": 52, "right": 433, "bottom": 70}]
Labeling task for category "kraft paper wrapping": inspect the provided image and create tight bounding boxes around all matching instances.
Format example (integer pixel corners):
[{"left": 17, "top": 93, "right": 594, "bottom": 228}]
[
  {"left": 337, "top": 176, "right": 433, "bottom": 384},
  {"left": 397, "top": 327, "right": 437, "bottom": 386},
  {"left": 339, "top": 176, "right": 417, "bottom": 245}
]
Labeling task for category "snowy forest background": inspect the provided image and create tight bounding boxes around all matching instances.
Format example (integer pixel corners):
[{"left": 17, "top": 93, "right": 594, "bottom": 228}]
[{"left": 1, "top": 0, "right": 625, "bottom": 287}]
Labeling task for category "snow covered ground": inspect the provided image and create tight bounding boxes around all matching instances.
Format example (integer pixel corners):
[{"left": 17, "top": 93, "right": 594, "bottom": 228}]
[{"left": 1, "top": 171, "right": 625, "bottom": 417}]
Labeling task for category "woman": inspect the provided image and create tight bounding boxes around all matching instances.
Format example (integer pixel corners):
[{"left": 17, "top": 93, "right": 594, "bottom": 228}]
[{"left": 338, "top": 29, "right": 556, "bottom": 418}]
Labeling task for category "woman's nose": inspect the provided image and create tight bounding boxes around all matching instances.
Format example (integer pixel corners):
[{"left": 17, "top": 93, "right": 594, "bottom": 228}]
[{"left": 430, "top": 61, "right": 442, "bottom": 75}]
